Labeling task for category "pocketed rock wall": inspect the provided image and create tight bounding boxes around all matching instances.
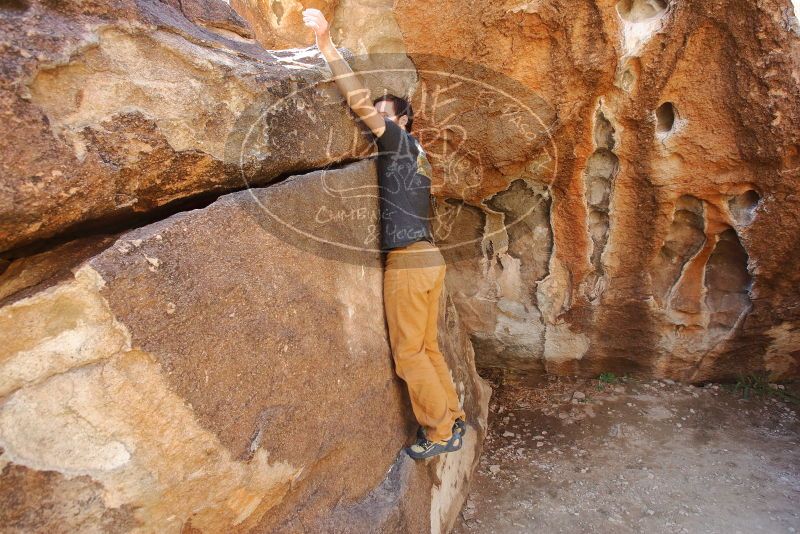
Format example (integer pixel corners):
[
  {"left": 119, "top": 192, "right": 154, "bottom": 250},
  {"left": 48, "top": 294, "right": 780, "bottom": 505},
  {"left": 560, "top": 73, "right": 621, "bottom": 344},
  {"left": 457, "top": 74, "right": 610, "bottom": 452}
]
[
  {"left": 233, "top": 0, "right": 800, "bottom": 382},
  {"left": 0, "top": 160, "right": 491, "bottom": 533},
  {"left": 394, "top": 0, "right": 800, "bottom": 382}
]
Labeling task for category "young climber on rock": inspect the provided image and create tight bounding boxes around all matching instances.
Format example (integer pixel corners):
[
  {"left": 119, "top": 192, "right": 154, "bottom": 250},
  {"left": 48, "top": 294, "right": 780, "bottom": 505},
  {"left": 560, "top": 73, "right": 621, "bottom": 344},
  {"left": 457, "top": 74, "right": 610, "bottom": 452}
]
[{"left": 302, "top": 8, "right": 467, "bottom": 460}]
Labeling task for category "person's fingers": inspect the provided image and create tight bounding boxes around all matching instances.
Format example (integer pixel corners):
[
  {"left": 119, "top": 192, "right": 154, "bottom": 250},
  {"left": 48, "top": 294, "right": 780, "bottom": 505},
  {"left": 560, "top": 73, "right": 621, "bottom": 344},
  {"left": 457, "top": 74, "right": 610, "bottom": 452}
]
[
  {"left": 303, "top": 8, "right": 326, "bottom": 21},
  {"left": 302, "top": 9, "right": 326, "bottom": 31}
]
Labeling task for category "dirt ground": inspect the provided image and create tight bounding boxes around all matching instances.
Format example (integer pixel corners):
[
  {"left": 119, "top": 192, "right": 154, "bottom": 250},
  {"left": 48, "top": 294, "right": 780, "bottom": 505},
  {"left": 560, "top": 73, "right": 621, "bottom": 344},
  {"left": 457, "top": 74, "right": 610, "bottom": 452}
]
[{"left": 453, "top": 370, "right": 800, "bottom": 534}]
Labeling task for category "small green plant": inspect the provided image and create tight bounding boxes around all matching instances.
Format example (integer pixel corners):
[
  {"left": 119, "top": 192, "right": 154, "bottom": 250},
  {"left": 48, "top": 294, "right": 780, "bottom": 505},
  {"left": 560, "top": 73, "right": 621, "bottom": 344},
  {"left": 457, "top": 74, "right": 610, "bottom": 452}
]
[
  {"left": 729, "top": 373, "right": 769, "bottom": 399},
  {"left": 596, "top": 372, "right": 618, "bottom": 390},
  {"left": 599, "top": 372, "right": 618, "bottom": 384},
  {"left": 725, "top": 373, "right": 799, "bottom": 404}
]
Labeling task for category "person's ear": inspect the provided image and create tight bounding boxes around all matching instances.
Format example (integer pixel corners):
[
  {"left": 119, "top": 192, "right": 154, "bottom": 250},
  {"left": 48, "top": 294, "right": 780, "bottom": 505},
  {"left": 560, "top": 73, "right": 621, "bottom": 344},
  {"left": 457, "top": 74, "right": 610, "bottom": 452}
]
[{"left": 398, "top": 114, "right": 409, "bottom": 130}]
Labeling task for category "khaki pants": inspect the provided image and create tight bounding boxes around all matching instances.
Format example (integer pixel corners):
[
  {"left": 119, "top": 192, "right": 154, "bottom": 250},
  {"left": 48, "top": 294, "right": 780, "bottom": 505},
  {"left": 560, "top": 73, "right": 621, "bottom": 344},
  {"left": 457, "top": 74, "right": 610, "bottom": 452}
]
[{"left": 383, "top": 240, "right": 466, "bottom": 442}]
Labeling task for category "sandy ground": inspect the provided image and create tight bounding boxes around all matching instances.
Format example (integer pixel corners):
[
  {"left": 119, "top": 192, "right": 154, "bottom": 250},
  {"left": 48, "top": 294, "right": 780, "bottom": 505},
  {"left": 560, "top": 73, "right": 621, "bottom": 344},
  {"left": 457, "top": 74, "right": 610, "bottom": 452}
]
[{"left": 453, "top": 370, "right": 800, "bottom": 534}]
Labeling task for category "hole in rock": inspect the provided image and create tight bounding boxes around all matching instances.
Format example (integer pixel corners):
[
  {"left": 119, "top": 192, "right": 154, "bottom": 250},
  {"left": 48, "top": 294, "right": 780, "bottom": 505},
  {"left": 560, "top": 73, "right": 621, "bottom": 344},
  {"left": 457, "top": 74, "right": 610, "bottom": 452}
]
[
  {"left": 616, "top": 0, "right": 668, "bottom": 22},
  {"left": 593, "top": 110, "right": 616, "bottom": 151},
  {"left": 584, "top": 148, "right": 619, "bottom": 273},
  {"left": 587, "top": 209, "right": 609, "bottom": 272},
  {"left": 704, "top": 228, "right": 752, "bottom": 330},
  {"left": 650, "top": 195, "right": 705, "bottom": 308},
  {"left": 486, "top": 180, "right": 553, "bottom": 304},
  {"left": 655, "top": 102, "right": 676, "bottom": 134},
  {"left": 621, "top": 69, "right": 636, "bottom": 91},
  {"left": 585, "top": 174, "right": 612, "bottom": 212},
  {"left": 272, "top": 0, "right": 285, "bottom": 24},
  {"left": 617, "top": 58, "right": 640, "bottom": 93},
  {"left": 728, "top": 190, "right": 760, "bottom": 226}
]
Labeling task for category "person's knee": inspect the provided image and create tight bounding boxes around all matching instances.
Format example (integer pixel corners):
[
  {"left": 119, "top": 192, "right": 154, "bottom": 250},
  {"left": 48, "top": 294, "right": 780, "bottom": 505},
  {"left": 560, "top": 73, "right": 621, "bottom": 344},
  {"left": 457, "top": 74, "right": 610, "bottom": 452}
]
[
  {"left": 395, "top": 356, "right": 438, "bottom": 381},
  {"left": 391, "top": 337, "right": 426, "bottom": 356},
  {"left": 393, "top": 349, "right": 429, "bottom": 368}
]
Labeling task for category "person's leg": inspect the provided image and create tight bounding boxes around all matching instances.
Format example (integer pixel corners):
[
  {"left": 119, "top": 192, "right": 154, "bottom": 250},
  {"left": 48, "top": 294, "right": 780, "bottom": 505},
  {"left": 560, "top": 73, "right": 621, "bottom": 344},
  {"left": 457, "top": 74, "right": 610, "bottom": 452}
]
[
  {"left": 384, "top": 262, "right": 452, "bottom": 443},
  {"left": 424, "top": 263, "right": 467, "bottom": 426}
]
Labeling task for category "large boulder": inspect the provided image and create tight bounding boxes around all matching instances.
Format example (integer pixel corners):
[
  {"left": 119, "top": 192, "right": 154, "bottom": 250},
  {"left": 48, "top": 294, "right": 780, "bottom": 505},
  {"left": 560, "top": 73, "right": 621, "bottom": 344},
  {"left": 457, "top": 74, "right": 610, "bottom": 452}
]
[
  {"left": 0, "top": 0, "right": 373, "bottom": 254},
  {"left": 0, "top": 159, "right": 491, "bottom": 533}
]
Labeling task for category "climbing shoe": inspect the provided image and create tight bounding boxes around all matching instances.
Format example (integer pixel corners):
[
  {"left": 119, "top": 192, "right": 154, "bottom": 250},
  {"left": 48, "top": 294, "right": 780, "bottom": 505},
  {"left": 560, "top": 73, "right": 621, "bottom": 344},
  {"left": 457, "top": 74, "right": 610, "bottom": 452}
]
[
  {"left": 417, "top": 417, "right": 467, "bottom": 440},
  {"left": 454, "top": 417, "right": 467, "bottom": 437},
  {"left": 405, "top": 432, "right": 463, "bottom": 460}
]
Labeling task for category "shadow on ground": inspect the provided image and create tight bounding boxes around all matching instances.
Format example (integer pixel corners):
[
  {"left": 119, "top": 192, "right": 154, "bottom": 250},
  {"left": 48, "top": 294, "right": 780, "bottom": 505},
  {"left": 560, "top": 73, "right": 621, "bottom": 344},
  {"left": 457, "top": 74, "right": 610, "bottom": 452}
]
[{"left": 454, "top": 370, "right": 800, "bottom": 534}]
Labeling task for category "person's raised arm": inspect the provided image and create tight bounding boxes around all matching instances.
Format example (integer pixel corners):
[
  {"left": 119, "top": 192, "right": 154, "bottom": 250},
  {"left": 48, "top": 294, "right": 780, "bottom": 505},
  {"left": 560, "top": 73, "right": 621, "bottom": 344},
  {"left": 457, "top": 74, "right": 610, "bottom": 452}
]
[{"left": 302, "top": 8, "right": 386, "bottom": 138}]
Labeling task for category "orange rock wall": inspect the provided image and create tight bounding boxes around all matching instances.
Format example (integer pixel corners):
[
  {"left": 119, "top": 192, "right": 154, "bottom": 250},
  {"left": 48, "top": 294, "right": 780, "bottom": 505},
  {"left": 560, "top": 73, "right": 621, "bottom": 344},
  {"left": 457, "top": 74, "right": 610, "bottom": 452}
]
[{"left": 233, "top": 0, "right": 800, "bottom": 381}]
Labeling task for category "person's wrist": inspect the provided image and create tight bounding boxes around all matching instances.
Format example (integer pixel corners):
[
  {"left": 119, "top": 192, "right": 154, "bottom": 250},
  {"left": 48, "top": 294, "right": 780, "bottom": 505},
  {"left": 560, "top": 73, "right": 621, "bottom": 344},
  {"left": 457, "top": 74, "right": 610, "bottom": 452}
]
[{"left": 317, "top": 33, "right": 335, "bottom": 53}]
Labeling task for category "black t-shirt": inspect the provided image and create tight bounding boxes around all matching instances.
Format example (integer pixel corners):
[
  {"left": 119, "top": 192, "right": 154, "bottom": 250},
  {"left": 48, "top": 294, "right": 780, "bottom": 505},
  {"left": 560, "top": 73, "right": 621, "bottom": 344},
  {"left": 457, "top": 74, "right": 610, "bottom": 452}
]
[{"left": 372, "top": 117, "right": 435, "bottom": 251}]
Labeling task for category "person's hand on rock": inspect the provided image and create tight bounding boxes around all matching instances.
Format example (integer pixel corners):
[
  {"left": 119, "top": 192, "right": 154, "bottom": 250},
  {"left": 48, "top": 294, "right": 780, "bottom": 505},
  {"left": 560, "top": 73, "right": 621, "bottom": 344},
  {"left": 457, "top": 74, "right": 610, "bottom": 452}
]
[{"left": 302, "top": 8, "right": 330, "bottom": 44}]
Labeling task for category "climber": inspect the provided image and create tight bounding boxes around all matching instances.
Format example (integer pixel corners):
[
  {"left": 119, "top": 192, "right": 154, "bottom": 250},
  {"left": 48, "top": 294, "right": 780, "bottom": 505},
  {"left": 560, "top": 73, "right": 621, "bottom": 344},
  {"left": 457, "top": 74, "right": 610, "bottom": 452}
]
[{"left": 302, "top": 8, "right": 467, "bottom": 460}]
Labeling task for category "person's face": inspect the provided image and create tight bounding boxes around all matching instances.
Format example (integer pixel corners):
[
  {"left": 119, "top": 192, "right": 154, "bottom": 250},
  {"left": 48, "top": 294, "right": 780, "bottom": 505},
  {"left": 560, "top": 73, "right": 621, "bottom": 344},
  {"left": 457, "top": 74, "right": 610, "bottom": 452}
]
[{"left": 375, "top": 100, "right": 408, "bottom": 131}]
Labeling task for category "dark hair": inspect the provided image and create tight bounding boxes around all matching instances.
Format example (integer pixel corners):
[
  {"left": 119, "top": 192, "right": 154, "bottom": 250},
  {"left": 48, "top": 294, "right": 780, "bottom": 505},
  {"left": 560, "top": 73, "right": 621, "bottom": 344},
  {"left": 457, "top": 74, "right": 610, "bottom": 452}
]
[{"left": 373, "top": 93, "right": 413, "bottom": 132}]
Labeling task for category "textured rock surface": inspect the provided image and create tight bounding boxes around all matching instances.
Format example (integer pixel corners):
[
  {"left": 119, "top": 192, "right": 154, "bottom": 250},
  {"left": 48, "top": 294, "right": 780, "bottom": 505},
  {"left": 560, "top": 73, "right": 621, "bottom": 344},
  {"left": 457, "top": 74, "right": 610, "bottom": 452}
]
[
  {"left": 3, "top": 0, "right": 800, "bottom": 528},
  {"left": 0, "top": 159, "right": 491, "bottom": 533},
  {"left": 221, "top": 0, "right": 800, "bottom": 381},
  {"left": 0, "top": 0, "right": 372, "bottom": 254},
  {"left": 391, "top": 0, "right": 800, "bottom": 382},
  {"left": 230, "top": 0, "right": 418, "bottom": 96},
  {"left": 11, "top": 0, "right": 796, "bottom": 385}
]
